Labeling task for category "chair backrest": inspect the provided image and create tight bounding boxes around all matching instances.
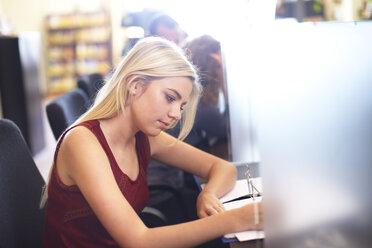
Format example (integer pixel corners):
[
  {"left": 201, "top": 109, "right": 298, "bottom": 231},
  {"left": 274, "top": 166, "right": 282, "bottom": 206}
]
[
  {"left": 0, "top": 118, "right": 45, "bottom": 248},
  {"left": 46, "top": 88, "right": 90, "bottom": 140},
  {"left": 77, "top": 73, "right": 104, "bottom": 106}
]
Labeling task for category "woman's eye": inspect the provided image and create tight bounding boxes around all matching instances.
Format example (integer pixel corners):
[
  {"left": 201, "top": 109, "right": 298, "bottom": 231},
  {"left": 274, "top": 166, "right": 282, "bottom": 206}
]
[
  {"left": 166, "top": 94, "right": 175, "bottom": 103},
  {"left": 180, "top": 105, "right": 184, "bottom": 111}
]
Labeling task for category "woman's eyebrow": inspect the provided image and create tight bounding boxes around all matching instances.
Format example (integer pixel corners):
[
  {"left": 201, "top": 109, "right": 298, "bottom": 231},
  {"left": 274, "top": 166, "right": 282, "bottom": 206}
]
[
  {"left": 167, "top": 88, "right": 188, "bottom": 105},
  {"left": 167, "top": 88, "right": 182, "bottom": 99}
]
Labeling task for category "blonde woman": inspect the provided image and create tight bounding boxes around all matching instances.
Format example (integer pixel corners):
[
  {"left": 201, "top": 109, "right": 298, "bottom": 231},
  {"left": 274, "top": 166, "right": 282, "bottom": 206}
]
[{"left": 41, "top": 37, "right": 262, "bottom": 248}]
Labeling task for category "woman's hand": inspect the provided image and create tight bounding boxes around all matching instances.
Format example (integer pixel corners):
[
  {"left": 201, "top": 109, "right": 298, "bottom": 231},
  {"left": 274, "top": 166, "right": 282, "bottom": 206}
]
[
  {"left": 196, "top": 190, "right": 225, "bottom": 218},
  {"left": 235, "top": 201, "right": 264, "bottom": 231}
]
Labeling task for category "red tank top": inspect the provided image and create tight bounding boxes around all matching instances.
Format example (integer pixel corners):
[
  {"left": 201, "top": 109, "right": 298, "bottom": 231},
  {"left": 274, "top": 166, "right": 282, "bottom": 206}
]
[{"left": 42, "top": 120, "right": 150, "bottom": 247}]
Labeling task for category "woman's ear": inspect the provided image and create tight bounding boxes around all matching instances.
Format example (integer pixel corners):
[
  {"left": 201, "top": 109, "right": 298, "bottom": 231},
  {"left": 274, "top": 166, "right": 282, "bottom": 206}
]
[{"left": 129, "top": 78, "right": 146, "bottom": 96}]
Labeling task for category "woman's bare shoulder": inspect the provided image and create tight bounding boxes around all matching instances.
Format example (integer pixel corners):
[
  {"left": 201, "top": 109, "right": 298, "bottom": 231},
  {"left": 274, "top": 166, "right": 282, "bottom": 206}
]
[
  {"left": 57, "top": 125, "right": 108, "bottom": 185},
  {"left": 62, "top": 125, "right": 98, "bottom": 145}
]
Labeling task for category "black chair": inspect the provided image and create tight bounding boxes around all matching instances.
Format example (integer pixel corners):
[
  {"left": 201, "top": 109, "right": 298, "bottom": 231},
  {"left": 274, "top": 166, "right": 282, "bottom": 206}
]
[
  {"left": 46, "top": 88, "right": 90, "bottom": 140},
  {"left": 77, "top": 73, "right": 105, "bottom": 106},
  {"left": 0, "top": 118, "right": 45, "bottom": 248}
]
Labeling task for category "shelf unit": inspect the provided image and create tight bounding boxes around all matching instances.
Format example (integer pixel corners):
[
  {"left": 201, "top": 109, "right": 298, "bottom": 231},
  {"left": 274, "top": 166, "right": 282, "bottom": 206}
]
[{"left": 45, "top": 11, "right": 112, "bottom": 94}]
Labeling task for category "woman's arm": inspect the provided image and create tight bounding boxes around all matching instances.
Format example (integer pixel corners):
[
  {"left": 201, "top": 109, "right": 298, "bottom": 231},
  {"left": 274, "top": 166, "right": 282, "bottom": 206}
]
[
  {"left": 149, "top": 131, "right": 237, "bottom": 217},
  {"left": 57, "top": 127, "right": 260, "bottom": 248}
]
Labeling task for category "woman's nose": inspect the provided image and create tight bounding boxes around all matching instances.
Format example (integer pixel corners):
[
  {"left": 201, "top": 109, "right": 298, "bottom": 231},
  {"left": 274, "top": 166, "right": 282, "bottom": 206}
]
[{"left": 168, "top": 105, "right": 181, "bottom": 120}]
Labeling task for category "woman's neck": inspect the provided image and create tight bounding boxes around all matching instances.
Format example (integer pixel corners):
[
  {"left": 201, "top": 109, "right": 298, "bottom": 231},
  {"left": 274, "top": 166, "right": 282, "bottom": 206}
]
[{"left": 99, "top": 112, "right": 138, "bottom": 147}]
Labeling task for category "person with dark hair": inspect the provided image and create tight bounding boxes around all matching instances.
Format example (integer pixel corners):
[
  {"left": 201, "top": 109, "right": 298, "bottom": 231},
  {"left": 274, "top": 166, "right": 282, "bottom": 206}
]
[
  {"left": 184, "top": 34, "right": 230, "bottom": 160},
  {"left": 148, "top": 14, "right": 187, "bottom": 46}
]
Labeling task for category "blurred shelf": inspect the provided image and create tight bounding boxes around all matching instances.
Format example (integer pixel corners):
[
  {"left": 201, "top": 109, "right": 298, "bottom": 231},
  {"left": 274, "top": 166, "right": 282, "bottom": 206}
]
[{"left": 45, "top": 11, "right": 112, "bottom": 94}]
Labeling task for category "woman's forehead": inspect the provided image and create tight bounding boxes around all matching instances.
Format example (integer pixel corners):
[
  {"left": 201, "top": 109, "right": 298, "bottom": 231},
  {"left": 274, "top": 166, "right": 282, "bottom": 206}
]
[{"left": 150, "top": 77, "right": 193, "bottom": 99}]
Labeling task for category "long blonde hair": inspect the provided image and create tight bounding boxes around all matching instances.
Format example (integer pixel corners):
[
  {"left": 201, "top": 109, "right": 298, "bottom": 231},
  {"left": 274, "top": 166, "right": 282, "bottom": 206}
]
[
  {"left": 40, "top": 37, "right": 202, "bottom": 208},
  {"left": 76, "top": 37, "right": 201, "bottom": 140}
]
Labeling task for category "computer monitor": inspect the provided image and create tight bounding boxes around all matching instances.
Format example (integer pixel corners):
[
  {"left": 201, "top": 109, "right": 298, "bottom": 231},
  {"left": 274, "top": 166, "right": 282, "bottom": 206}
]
[{"left": 223, "top": 21, "right": 372, "bottom": 247}]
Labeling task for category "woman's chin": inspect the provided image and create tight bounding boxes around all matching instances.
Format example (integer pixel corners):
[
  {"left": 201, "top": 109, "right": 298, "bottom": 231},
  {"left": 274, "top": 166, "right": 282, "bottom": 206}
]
[{"left": 143, "top": 128, "right": 162, "bottom": 137}]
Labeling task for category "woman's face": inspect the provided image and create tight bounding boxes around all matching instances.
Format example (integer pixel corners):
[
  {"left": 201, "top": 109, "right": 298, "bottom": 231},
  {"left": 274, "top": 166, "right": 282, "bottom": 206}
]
[{"left": 131, "top": 77, "right": 193, "bottom": 136}]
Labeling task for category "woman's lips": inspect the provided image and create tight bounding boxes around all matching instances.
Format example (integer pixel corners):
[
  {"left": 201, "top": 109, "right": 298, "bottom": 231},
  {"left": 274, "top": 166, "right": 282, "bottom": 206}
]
[{"left": 159, "top": 121, "right": 169, "bottom": 129}]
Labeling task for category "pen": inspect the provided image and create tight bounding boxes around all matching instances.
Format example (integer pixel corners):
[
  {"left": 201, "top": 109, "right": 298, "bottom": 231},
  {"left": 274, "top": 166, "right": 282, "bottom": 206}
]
[
  {"left": 244, "top": 165, "right": 253, "bottom": 197},
  {"left": 245, "top": 164, "right": 259, "bottom": 226}
]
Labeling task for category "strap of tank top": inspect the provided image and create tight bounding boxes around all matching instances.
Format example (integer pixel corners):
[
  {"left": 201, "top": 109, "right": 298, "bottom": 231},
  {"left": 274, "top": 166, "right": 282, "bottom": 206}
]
[{"left": 53, "top": 120, "right": 98, "bottom": 166}]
